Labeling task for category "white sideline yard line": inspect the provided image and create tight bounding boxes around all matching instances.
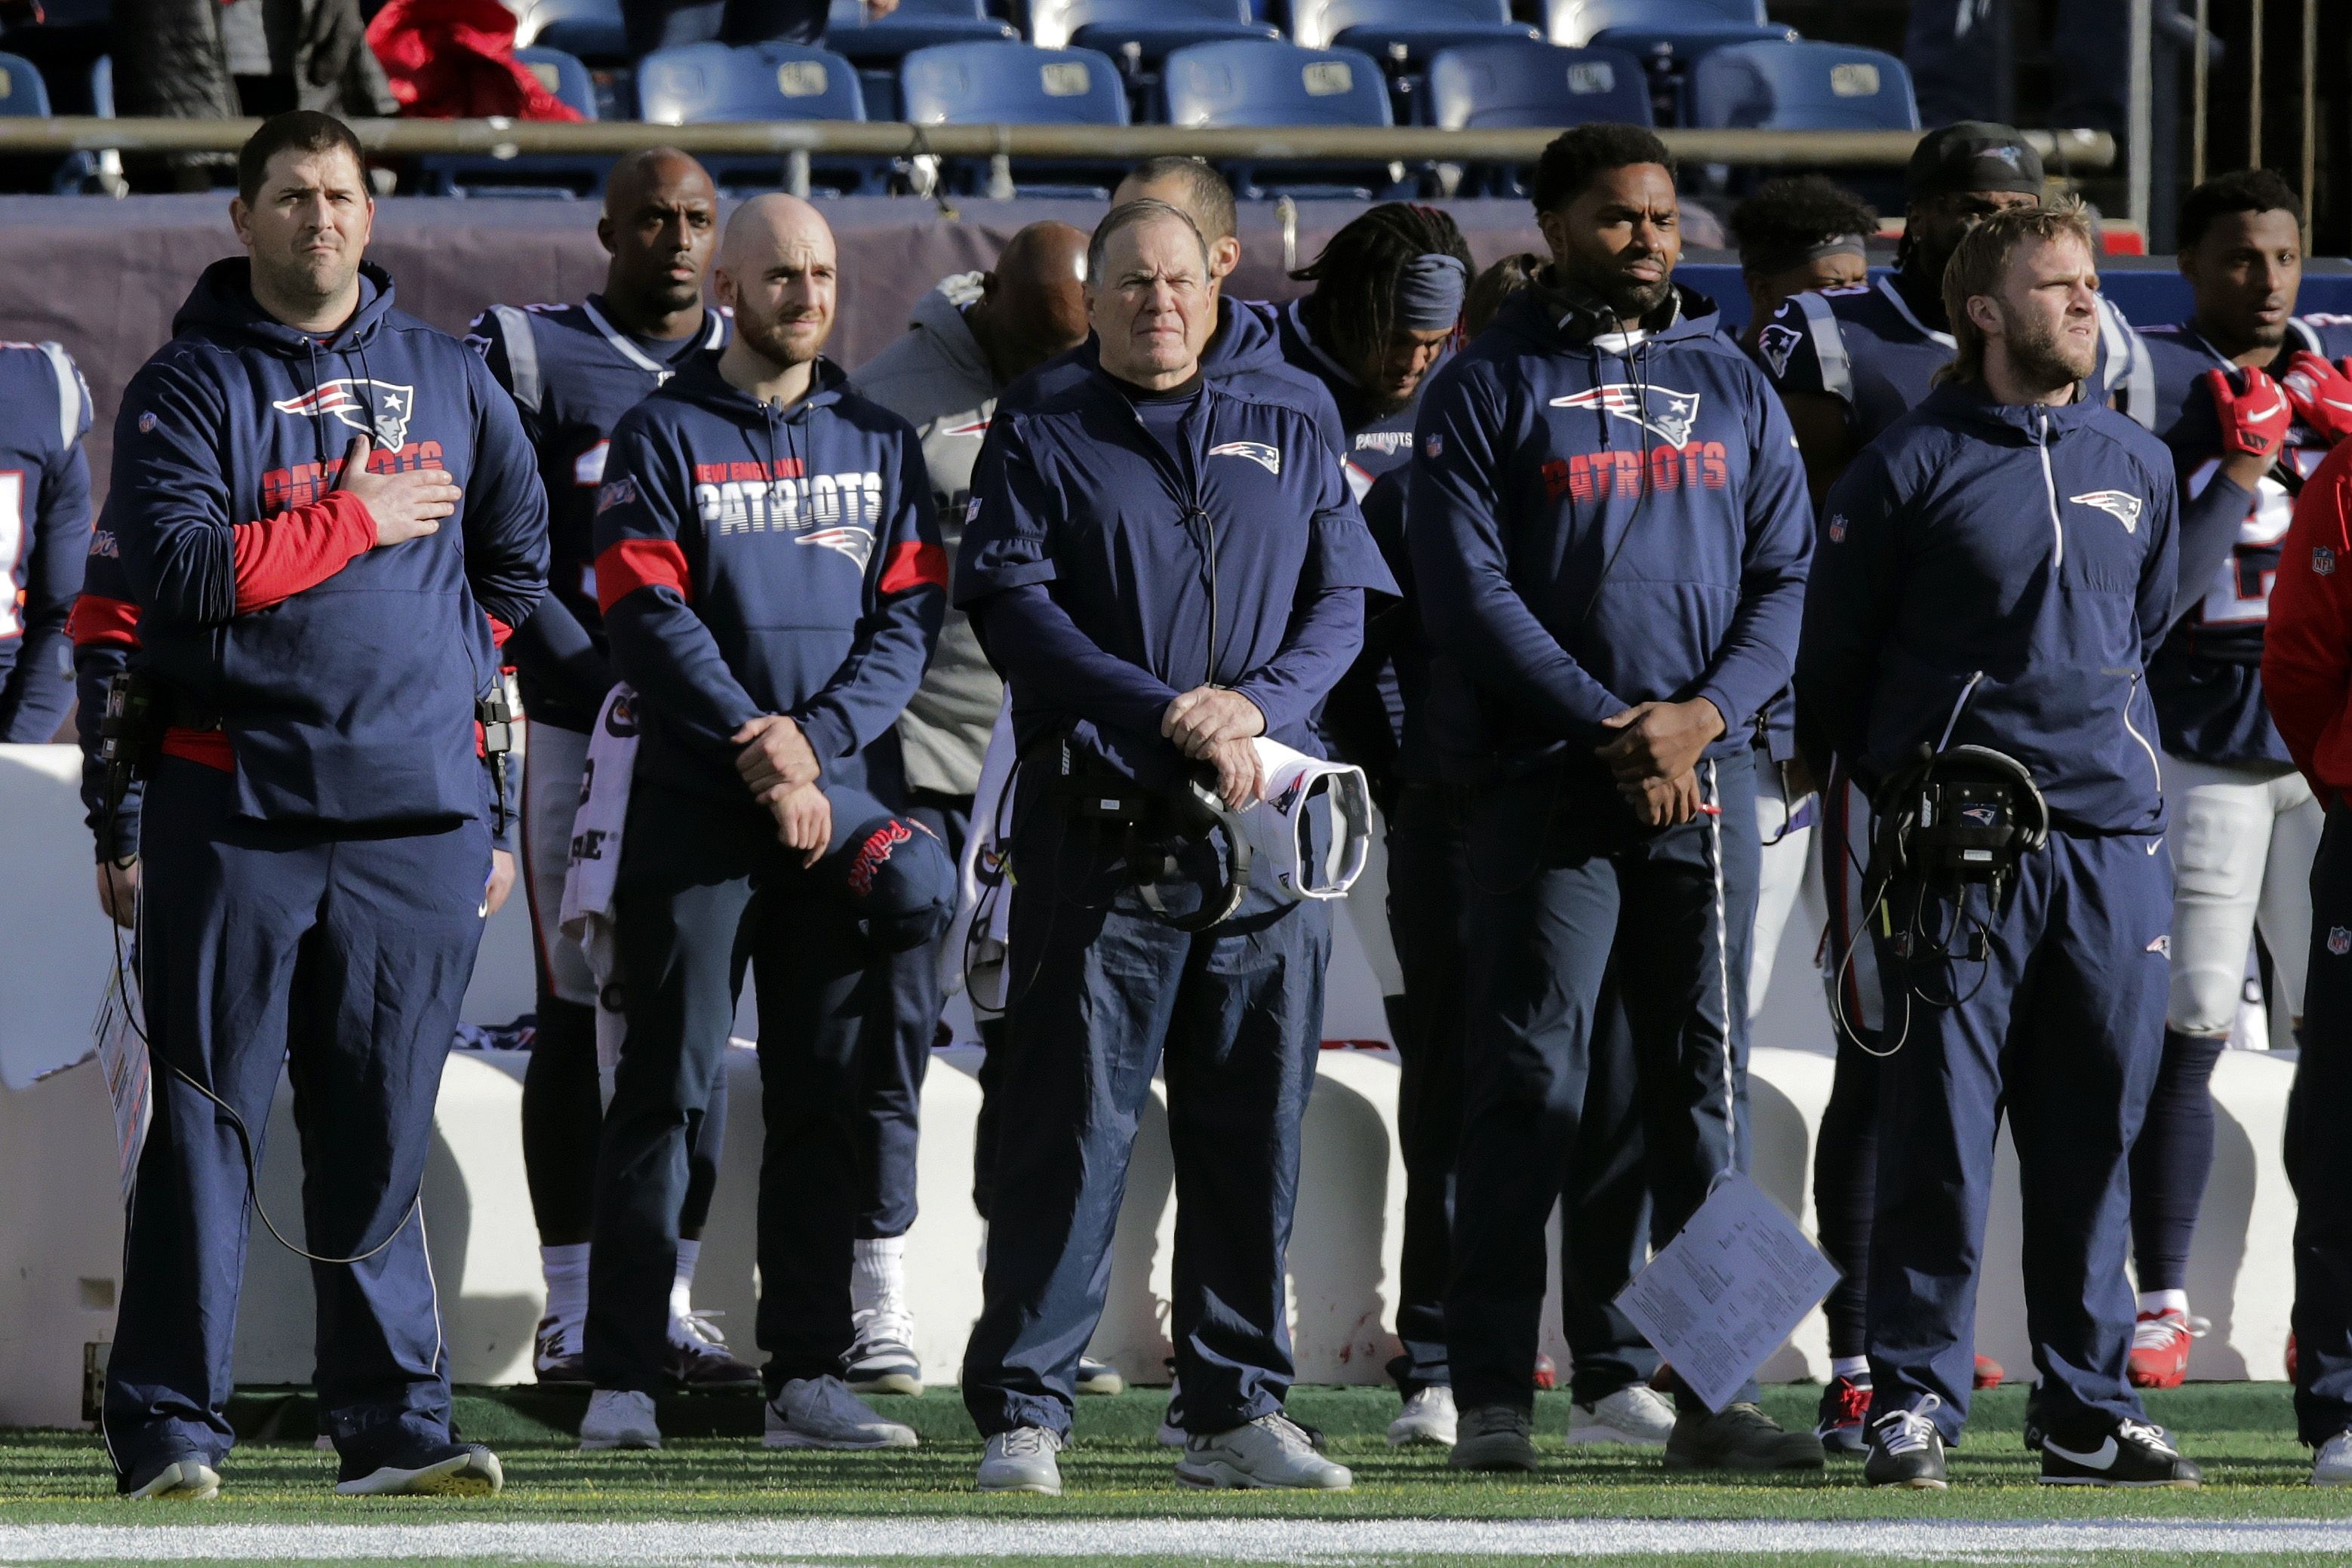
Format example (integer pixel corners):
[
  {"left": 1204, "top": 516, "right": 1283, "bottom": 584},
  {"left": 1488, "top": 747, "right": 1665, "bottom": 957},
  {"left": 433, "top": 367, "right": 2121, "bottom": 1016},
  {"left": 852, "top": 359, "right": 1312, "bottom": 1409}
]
[{"left": 2, "top": 1518, "right": 2350, "bottom": 1564}]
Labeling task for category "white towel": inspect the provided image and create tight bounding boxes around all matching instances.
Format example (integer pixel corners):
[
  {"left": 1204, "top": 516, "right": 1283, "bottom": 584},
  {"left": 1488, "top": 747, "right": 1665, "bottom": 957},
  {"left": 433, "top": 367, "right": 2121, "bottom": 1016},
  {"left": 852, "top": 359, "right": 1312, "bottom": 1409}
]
[
  {"left": 940, "top": 698, "right": 1017, "bottom": 1017},
  {"left": 560, "top": 685, "right": 639, "bottom": 1075}
]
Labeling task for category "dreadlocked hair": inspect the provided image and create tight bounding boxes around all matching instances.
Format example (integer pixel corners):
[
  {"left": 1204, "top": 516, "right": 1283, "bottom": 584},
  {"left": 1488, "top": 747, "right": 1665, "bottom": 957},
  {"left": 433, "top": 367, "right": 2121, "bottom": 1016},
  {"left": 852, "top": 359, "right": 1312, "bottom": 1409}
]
[{"left": 1291, "top": 203, "right": 1475, "bottom": 377}]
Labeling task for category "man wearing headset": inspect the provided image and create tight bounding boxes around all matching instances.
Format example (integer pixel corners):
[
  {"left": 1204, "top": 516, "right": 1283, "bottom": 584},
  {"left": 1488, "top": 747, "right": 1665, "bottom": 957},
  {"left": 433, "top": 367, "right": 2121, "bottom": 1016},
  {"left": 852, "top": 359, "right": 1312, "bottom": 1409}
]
[
  {"left": 955, "top": 198, "right": 1394, "bottom": 1498},
  {"left": 1409, "top": 123, "right": 1816, "bottom": 1476},
  {"left": 1797, "top": 204, "right": 2196, "bottom": 1490}
]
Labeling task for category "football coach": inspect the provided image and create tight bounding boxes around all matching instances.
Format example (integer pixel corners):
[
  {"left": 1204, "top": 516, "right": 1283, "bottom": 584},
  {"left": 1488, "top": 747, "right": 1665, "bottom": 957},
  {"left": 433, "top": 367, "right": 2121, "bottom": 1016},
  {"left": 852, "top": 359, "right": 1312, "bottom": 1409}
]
[
  {"left": 98, "top": 111, "right": 548, "bottom": 1502},
  {"left": 1408, "top": 124, "right": 1817, "bottom": 1474},
  {"left": 954, "top": 198, "right": 1396, "bottom": 1497}
]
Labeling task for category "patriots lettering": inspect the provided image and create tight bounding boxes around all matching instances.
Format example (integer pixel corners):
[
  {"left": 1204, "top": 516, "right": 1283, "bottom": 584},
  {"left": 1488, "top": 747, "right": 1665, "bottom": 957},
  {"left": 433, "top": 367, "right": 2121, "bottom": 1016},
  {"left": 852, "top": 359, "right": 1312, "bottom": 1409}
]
[
  {"left": 697, "top": 469, "right": 886, "bottom": 538},
  {"left": 1542, "top": 441, "right": 1730, "bottom": 502},
  {"left": 262, "top": 440, "right": 447, "bottom": 510}
]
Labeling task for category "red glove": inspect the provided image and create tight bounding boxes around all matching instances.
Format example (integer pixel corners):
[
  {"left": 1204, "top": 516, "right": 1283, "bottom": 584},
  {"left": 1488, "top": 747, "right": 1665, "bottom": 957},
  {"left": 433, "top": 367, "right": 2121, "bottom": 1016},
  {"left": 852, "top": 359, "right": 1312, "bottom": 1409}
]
[
  {"left": 2281, "top": 351, "right": 2352, "bottom": 444},
  {"left": 2208, "top": 364, "right": 2292, "bottom": 459}
]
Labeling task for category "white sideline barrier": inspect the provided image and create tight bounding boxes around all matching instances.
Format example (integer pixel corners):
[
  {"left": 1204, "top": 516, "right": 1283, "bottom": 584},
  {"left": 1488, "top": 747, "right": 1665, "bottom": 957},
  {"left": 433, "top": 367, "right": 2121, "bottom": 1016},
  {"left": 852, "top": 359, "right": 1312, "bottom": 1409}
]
[{"left": 0, "top": 743, "right": 2304, "bottom": 1428}]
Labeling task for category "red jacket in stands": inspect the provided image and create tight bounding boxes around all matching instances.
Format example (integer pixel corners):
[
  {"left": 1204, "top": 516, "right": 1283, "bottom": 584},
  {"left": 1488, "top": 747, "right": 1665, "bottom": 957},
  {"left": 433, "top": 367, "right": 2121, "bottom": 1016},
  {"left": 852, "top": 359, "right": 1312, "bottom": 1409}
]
[{"left": 367, "top": 0, "right": 585, "bottom": 121}]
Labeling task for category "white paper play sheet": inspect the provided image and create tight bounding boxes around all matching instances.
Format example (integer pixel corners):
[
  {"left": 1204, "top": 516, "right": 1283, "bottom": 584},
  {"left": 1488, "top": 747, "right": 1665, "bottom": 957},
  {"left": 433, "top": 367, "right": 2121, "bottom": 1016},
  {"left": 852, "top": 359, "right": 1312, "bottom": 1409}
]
[
  {"left": 93, "top": 964, "right": 149, "bottom": 1210},
  {"left": 1616, "top": 1172, "right": 1841, "bottom": 1412}
]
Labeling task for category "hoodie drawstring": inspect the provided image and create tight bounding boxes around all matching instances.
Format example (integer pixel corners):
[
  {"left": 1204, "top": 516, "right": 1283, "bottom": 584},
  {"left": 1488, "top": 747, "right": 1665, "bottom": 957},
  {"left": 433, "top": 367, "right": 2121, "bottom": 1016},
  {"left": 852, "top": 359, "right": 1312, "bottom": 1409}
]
[{"left": 2033, "top": 404, "right": 2065, "bottom": 570}]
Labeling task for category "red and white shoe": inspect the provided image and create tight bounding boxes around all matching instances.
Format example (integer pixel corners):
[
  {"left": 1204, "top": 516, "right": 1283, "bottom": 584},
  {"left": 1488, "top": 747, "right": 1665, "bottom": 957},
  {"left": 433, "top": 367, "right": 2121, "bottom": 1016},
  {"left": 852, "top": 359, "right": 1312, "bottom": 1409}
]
[
  {"left": 2129, "top": 1309, "right": 2195, "bottom": 1388},
  {"left": 1972, "top": 1354, "right": 2005, "bottom": 1390},
  {"left": 1533, "top": 1354, "right": 1557, "bottom": 1391}
]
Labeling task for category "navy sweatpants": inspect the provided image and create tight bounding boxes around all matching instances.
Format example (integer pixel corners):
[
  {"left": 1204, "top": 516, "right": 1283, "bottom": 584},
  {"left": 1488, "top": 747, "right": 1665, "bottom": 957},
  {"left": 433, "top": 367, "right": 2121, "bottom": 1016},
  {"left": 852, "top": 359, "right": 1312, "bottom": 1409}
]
[
  {"left": 586, "top": 778, "right": 875, "bottom": 1397},
  {"left": 2291, "top": 801, "right": 2352, "bottom": 1443},
  {"left": 1385, "top": 781, "right": 1660, "bottom": 1401},
  {"left": 104, "top": 758, "right": 491, "bottom": 1478},
  {"left": 1865, "top": 829, "right": 2169, "bottom": 1445},
  {"left": 1447, "top": 753, "right": 1759, "bottom": 1416},
  {"left": 961, "top": 825, "right": 1330, "bottom": 1440}
]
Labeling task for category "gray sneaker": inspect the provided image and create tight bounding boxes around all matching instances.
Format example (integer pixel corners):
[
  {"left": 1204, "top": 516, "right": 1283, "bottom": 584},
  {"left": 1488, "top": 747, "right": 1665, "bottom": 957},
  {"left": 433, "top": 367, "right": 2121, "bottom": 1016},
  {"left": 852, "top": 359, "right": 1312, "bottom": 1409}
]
[
  {"left": 579, "top": 1388, "right": 662, "bottom": 1452},
  {"left": 1664, "top": 1401, "right": 1827, "bottom": 1471},
  {"left": 1387, "top": 1385, "right": 1459, "bottom": 1447},
  {"left": 764, "top": 1375, "right": 919, "bottom": 1450},
  {"left": 1566, "top": 1384, "right": 1676, "bottom": 1447},
  {"left": 977, "top": 1426, "right": 1064, "bottom": 1495},
  {"left": 1448, "top": 1403, "right": 1538, "bottom": 1471},
  {"left": 1176, "top": 1413, "right": 1352, "bottom": 1491}
]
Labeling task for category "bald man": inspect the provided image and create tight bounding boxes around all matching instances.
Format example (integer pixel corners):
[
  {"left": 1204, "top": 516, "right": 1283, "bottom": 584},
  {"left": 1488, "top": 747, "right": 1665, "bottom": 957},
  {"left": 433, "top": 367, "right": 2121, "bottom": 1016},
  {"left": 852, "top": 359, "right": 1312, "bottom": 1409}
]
[
  {"left": 839, "top": 221, "right": 1087, "bottom": 1397},
  {"left": 579, "top": 194, "right": 949, "bottom": 1453},
  {"left": 467, "top": 149, "right": 752, "bottom": 1396}
]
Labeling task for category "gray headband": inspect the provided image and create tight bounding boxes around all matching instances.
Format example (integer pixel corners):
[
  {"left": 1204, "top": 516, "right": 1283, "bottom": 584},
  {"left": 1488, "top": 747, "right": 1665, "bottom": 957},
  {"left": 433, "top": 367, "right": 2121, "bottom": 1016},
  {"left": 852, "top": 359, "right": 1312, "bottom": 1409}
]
[
  {"left": 1397, "top": 253, "right": 1469, "bottom": 331},
  {"left": 1807, "top": 233, "right": 1869, "bottom": 261}
]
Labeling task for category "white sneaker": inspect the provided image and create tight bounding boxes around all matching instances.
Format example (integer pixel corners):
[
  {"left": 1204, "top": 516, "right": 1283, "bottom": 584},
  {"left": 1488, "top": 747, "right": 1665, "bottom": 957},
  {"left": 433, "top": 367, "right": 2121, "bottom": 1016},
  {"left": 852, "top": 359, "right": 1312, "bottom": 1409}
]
[
  {"left": 1566, "top": 1383, "right": 1676, "bottom": 1447},
  {"left": 1387, "top": 1385, "right": 1459, "bottom": 1447},
  {"left": 1156, "top": 1374, "right": 1185, "bottom": 1448},
  {"left": 764, "top": 1375, "right": 919, "bottom": 1450},
  {"left": 579, "top": 1388, "right": 661, "bottom": 1452},
  {"left": 121, "top": 1456, "right": 220, "bottom": 1501},
  {"left": 1176, "top": 1413, "right": 1353, "bottom": 1491},
  {"left": 977, "top": 1426, "right": 1064, "bottom": 1494},
  {"left": 2314, "top": 1430, "right": 2352, "bottom": 1487}
]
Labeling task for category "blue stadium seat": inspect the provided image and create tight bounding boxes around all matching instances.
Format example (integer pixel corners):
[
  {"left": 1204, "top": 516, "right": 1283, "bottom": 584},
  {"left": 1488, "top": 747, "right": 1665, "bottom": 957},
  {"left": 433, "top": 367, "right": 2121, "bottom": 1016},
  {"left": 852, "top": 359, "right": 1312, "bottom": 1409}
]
[
  {"left": 1427, "top": 41, "right": 1646, "bottom": 195},
  {"left": 1161, "top": 40, "right": 1404, "bottom": 199},
  {"left": 636, "top": 42, "right": 881, "bottom": 195},
  {"left": 421, "top": 45, "right": 611, "bottom": 198},
  {"left": 1545, "top": 0, "right": 1765, "bottom": 45},
  {"left": 0, "top": 51, "right": 51, "bottom": 118},
  {"left": 828, "top": 0, "right": 1019, "bottom": 118},
  {"left": 1032, "top": 0, "right": 1277, "bottom": 71},
  {"left": 1295, "top": 0, "right": 1539, "bottom": 73},
  {"left": 513, "top": 0, "right": 629, "bottom": 64},
  {"left": 1687, "top": 40, "right": 1917, "bottom": 131},
  {"left": 900, "top": 42, "right": 1128, "bottom": 196},
  {"left": 1426, "top": 40, "right": 1650, "bottom": 128}
]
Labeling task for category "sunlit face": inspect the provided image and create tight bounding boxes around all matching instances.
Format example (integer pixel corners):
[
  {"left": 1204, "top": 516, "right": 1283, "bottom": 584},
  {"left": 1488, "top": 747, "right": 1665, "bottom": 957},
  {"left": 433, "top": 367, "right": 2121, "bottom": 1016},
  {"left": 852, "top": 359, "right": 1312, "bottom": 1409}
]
[
  {"left": 232, "top": 146, "right": 374, "bottom": 309},
  {"left": 718, "top": 225, "right": 837, "bottom": 369},
  {"left": 2181, "top": 206, "right": 2301, "bottom": 357},
  {"left": 1355, "top": 325, "right": 1452, "bottom": 414},
  {"left": 1752, "top": 250, "right": 1868, "bottom": 322},
  {"left": 1909, "top": 187, "right": 2040, "bottom": 282},
  {"left": 1972, "top": 232, "right": 2101, "bottom": 392},
  {"left": 604, "top": 158, "right": 719, "bottom": 316},
  {"left": 1539, "top": 161, "right": 1681, "bottom": 321},
  {"left": 1089, "top": 215, "right": 1214, "bottom": 383}
]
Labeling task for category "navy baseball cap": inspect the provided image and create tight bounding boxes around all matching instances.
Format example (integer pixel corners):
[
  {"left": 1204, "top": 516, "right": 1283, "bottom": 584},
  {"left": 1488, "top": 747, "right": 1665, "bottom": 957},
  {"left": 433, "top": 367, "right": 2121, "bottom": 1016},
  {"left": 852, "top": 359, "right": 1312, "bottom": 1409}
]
[
  {"left": 819, "top": 788, "right": 956, "bottom": 952},
  {"left": 1905, "top": 121, "right": 2043, "bottom": 201}
]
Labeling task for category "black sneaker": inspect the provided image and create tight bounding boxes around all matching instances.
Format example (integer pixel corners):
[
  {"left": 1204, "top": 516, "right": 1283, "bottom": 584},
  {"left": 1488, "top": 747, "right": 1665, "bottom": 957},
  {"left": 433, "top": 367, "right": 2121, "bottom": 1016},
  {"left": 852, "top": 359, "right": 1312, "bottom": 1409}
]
[
  {"left": 1862, "top": 1395, "right": 1948, "bottom": 1490},
  {"left": 1665, "top": 1401, "right": 1825, "bottom": 1471},
  {"left": 2038, "top": 1418, "right": 2202, "bottom": 1488},
  {"left": 334, "top": 1434, "right": 504, "bottom": 1497},
  {"left": 2021, "top": 1382, "right": 2045, "bottom": 1452},
  {"left": 1448, "top": 1404, "right": 1538, "bottom": 1471},
  {"left": 1815, "top": 1373, "right": 1872, "bottom": 1456}
]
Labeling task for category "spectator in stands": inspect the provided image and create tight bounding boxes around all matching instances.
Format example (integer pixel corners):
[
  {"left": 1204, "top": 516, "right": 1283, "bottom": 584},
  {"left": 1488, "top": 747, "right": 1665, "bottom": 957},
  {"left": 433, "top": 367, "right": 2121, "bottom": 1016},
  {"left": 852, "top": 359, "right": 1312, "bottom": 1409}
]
[
  {"left": 1801, "top": 200, "right": 2197, "bottom": 1491},
  {"left": 841, "top": 220, "right": 1090, "bottom": 1398},
  {"left": 1411, "top": 123, "right": 1819, "bottom": 1476},
  {"left": 115, "top": 0, "right": 394, "bottom": 191},
  {"left": 466, "top": 149, "right": 755, "bottom": 1397},
  {"left": 0, "top": 337, "right": 91, "bottom": 745},
  {"left": 1726, "top": 176, "right": 1876, "bottom": 359},
  {"left": 624, "top": 0, "right": 896, "bottom": 65},
  {"left": 1463, "top": 254, "right": 1539, "bottom": 343},
  {"left": 2129, "top": 171, "right": 2352, "bottom": 1390}
]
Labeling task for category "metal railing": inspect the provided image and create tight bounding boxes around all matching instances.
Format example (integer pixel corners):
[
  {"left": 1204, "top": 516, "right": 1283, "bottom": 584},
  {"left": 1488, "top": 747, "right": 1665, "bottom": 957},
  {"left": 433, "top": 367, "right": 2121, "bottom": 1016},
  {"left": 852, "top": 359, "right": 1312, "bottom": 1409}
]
[{"left": 0, "top": 115, "right": 2117, "bottom": 171}]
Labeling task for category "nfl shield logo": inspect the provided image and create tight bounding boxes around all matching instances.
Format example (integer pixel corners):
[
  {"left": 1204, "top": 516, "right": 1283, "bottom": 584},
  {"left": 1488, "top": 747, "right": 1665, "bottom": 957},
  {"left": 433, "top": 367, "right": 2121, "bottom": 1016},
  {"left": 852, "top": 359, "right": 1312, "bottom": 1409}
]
[
  {"left": 1828, "top": 514, "right": 1848, "bottom": 543},
  {"left": 2331, "top": 927, "right": 2351, "bottom": 957},
  {"left": 1424, "top": 433, "right": 1443, "bottom": 459},
  {"left": 2317, "top": 546, "right": 2337, "bottom": 576}
]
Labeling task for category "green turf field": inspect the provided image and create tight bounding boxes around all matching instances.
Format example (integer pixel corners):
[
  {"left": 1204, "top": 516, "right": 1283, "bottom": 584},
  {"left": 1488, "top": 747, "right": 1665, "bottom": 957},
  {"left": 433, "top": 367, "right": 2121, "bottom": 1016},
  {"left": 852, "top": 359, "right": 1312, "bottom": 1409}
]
[{"left": 3, "top": 1384, "right": 2347, "bottom": 1564}]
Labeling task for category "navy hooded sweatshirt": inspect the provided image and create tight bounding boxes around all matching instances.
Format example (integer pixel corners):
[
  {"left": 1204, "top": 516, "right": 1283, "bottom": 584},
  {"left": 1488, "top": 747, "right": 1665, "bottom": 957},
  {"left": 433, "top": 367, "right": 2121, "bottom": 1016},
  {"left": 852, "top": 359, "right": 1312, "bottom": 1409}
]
[
  {"left": 592, "top": 354, "right": 946, "bottom": 807},
  {"left": 957, "top": 344, "right": 1396, "bottom": 792},
  {"left": 1796, "top": 379, "right": 2178, "bottom": 836},
  {"left": 1407, "top": 281, "right": 1813, "bottom": 788},
  {"left": 106, "top": 259, "right": 548, "bottom": 829}
]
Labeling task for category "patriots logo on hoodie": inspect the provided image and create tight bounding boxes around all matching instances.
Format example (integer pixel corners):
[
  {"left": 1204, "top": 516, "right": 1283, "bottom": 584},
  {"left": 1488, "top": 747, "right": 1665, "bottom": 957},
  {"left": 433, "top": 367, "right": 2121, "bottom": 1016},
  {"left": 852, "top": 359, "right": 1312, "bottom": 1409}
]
[
  {"left": 797, "top": 526, "right": 875, "bottom": 572},
  {"left": 1548, "top": 383, "right": 1702, "bottom": 447},
  {"left": 1209, "top": 440, "right": 1281, "bottom": 475},
  {"left": 273, "top": 379, "right": 416, "bottom": 450},
  {"left": 2069, "top": 489, "right": 2144, "bottom": 533}
]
